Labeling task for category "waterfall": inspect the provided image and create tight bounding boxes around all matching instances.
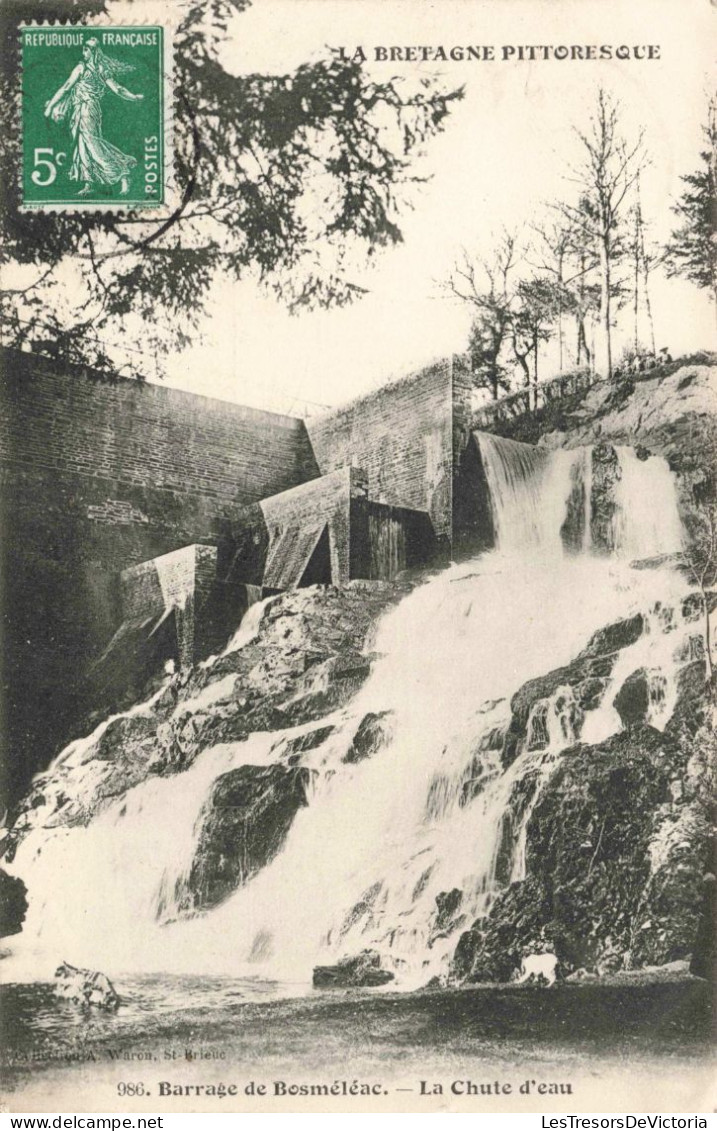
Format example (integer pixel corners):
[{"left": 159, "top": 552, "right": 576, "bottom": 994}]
[
  {"left": 475, "top": 433, "right": 578, "bottom": 556},
  {"left": 221, "top": 591, "right": 275, "bottom": 655},
  {"left": 4, "top": 440, "right": 693, "bottom": 988},
  {"left": 612, "top": 447, "right": 684, "bottom": 560}
]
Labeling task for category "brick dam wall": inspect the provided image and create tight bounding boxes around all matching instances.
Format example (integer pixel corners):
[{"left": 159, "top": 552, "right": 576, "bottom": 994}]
[
  {"left": 307, "top": 358, "right": 473, "bottom": 550},
  {"left": 0, "top": 348, "right": 319, "bottom": 801},
  {"left": 0, "top": 349, "right": 473, "bottom": 803},
  {"left": 0, "top": 347, "right": 319, "bottom": 570}
]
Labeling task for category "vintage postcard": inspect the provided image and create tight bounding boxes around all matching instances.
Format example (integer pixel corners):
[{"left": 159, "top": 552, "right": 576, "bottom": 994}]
[{"left": 0, "top": 0, "right": 714, "bottom": 1117}]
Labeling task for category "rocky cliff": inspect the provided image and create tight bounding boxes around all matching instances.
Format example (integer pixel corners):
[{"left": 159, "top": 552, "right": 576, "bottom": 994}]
[
  {"left": 506, "top": 354, "right": 716, "bottom": 517},
  {"left": 452, "top": 652, "right": 713, "bottom": 984},
  {"left": 2, "top": 579, "right": 414, "bottom": 870}
]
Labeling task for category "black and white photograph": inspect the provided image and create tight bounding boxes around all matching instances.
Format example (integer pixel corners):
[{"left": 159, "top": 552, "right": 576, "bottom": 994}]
[{"left": 0, "top": 0, "right": 715, "bottom": 1116}]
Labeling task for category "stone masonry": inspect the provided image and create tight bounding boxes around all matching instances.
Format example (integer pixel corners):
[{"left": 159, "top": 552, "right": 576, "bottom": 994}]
[{"left": 0, "top": 348, "right": 474, "bottom": 801}]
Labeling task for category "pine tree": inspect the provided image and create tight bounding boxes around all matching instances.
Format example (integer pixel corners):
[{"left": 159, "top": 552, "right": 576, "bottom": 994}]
[{"left": 663, "top": 100, "right": 717, "bottom": 313}]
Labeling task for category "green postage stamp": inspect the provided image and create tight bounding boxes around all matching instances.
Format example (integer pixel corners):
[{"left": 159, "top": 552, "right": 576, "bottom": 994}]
[{"left": 20, "top": 25, "right": 169, "bottom": 210}]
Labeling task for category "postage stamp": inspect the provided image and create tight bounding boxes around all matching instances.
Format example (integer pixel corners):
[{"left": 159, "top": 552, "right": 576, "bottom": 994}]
[{"left": 20, "top": 25, "right": 168, "bottom": 211}]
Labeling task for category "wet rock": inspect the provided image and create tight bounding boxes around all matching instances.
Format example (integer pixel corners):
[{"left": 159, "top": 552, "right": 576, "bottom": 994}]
[
  {"left": 590, "top": 443, "right": 621, "bottom": 554},
  {"left": 313, "top": 949, "right": 394, "bottom": 988},
  {"left": 681, "top": 593, "right": 706, "bottom": 624},
  {"left": 428, "top": 888, "right": 465, "bottom": 947},
  {"left": 560, "top": 459, "right": 588, "bottom": 553},
  {"left": 284, "top": 651, "right": 374, "bottom": 726},
  {"left": 279, "top": 725, "right": 335, "bottom": 759},
  {"left": 578, "top": 677, "right": 610, "bottom": 712},
  {"left": 631, "top": 796, "right": 711, "bottom": 968},
  {"left": 580, "top": 614, "right": 644, "bottom": 658},
  {"left": 0, "top": 834, "right": 18, "bottom": 865},
  {"left": 181, "top": 764, "right": 314, "bottom": 912},
  {"left": 541, "top": 363, "right": 716, "bottom": 476},
  {"left": 690, "top": 872, "right": 716, "bottom": 981},
  {"left": 503, "top": 656, "right": 613, "bottom": 767},
  {"left": 666, "top": 662, "right": 712, "bottom": 740},
  {"left": 173, "top": 710, "right": 207, "bottom": 762},
  {"left": 632, "top": 553, "right": 684, "bottom": 571},
  {"left": 613, "top": 668, "right": 650, "bottom": 727},
  {"left": 668, "top": 779, "right": 684, "bottom": 803},
  {"left": 451, "top": 925, "right": 484, "bottom": 981},
  {"left": 455, "top": 876, "right": 551, "bottom": 983},
  {"left": 7, "top": 582, "right": 408, "bottom": 854},
  {"left": 455, "top": 687, "right": 712, "bottom": 985},
  {"left": 515, "top": 952, "right": 558, "bottom": 986},
  {"left": 674, "top": 632, "right": 706, "bottom": 664},
  {"left": 435, "top": 887, "right": 463, "bottom": 929},
  {"left": 54, "top": 961, "right": 120, "bottom": 1010},
  {"left": 343, "top": 711, "right": 395, "bottom": 764},
  {"left": 502, "top": 615, "right": 647, "bottom": 767},
  {"left": 460, "top": 744, "right": 504, "bottom": 806},
  {"left": 0, "top": 869, "right": 28, "bottom": 937},
  {"left": 336, "top": 882, "right": 384, "bottom": 941}
]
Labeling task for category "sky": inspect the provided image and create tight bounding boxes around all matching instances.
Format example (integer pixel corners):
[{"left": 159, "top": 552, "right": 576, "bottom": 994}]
[{"left": 98, "top": 0, "right": 717, "bottom": 412}]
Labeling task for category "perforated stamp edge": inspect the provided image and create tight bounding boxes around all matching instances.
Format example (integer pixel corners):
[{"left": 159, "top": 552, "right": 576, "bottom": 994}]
[{"left": 17, "top": 18, "right": 176, "bottom": 215}]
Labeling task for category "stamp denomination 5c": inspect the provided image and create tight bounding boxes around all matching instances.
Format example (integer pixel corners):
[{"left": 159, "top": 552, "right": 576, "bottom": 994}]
[{"left": 20, "top": 25, "right": 168, "bottom": 210}]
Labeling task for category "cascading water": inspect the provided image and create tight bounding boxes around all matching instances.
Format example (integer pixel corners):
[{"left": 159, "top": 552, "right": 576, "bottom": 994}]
[
  {"left": 612, "top": 447, "right": 684, "bottom": 560},
  {"left": 4, "top": 437, "right": 696, "bottom": 988},
  {"left": 475, "top": 433, "right": 577, "bottom": 556}
]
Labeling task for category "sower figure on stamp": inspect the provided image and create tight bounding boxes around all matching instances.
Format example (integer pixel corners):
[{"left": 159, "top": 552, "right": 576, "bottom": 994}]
[{"left": 44, "top": 37, "right": 143, "bottom": 197}]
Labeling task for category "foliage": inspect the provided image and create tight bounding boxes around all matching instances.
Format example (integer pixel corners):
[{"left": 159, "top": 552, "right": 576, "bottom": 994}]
[
  {"left": 529, "top": 218, "right": 597, "bottom": 369},
  {"left": 511, "top": 275, "right": 566, "bottom": 386},
  {"left": 663, "top": 100, "right": 717, "bottom": 307},
  {"left": 447, "top": 232, "right": 574, "bottom": 397},
  {"left": 447, "top": 231, "right": 520, "bottom": 399},
  {"left": 467, "top": 317, "right": 512, "bottom": 400},
  {"left": 0, "top": 0, "right": 462, "bottom": 374}
]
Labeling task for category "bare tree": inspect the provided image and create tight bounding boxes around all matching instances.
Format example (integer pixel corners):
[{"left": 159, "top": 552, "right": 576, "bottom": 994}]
[
  {"left": 445, "top": 231, "right": 522, "bottom": 399},
  {"left": 557, "top": 89, "right": 646, "bottom": 379},
  {"left": 530, "top": 217, "right": 599, "bottom": 371},
  {"left": 447, "top": 234, "right": 566, "bottom": 402},
  {"left": 630, "top": 174, "right": 657, "bottom": 356}
]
